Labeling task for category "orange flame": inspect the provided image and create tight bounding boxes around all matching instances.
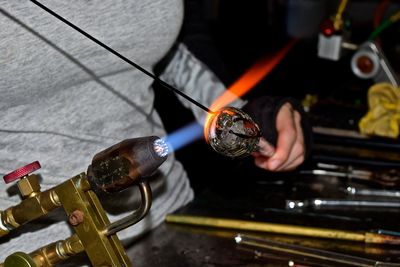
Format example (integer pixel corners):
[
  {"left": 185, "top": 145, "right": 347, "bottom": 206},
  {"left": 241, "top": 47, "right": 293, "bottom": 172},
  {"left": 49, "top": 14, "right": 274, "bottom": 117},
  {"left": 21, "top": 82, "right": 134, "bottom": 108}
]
[{"left": 204, "top": 39, "right": 298, "bottom": 141}]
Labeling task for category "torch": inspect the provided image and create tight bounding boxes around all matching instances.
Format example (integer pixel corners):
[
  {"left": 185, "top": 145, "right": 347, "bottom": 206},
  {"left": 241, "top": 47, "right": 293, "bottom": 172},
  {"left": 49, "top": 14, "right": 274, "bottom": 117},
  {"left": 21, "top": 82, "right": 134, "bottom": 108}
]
[{"left": 0, "top": 136, "right": 168, "bottom": 267}]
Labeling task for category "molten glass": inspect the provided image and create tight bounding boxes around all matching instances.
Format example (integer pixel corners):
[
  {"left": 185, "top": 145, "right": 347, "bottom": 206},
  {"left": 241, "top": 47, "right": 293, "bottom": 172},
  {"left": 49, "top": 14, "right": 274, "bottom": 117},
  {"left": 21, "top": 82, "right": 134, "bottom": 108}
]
[{"left": 206, "top": 107, "right": 261, "bottom": 158}]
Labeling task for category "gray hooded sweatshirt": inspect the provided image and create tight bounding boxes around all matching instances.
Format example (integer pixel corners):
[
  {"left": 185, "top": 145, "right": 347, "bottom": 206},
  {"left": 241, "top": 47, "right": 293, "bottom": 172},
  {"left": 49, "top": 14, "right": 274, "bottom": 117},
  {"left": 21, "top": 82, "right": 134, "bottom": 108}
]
[{"left": 0, "top": 0, "right": 242, "bottom": 265}]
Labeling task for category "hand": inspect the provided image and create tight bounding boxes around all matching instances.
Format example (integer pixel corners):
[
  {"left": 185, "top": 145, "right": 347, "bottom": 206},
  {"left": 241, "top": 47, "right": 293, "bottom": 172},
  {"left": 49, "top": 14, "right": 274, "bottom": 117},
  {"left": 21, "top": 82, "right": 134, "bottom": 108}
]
[{"left": 251, "top": 102, "right": 305, "bottom": 171}]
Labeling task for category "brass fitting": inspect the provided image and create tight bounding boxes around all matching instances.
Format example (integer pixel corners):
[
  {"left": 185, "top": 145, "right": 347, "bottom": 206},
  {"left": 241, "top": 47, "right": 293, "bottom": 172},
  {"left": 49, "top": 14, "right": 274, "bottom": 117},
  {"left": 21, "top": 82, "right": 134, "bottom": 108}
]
[
  {"left": 0, "top": 189, "right": 61, "bottom": 236},
  {"left": 3, "top": 252, "right": 36, "bottom": 267},
  {"left": 30, "top": 234, "right": 84, "bottom": 267},
  {"left": 1, "top": 235, "right": 85, "bottom": 267},
  {"left": 0, "top": 211, "right": 10, "bottom": 237},
  {"left": 18, "top": 174, "right": 41, "bottom": 199}
]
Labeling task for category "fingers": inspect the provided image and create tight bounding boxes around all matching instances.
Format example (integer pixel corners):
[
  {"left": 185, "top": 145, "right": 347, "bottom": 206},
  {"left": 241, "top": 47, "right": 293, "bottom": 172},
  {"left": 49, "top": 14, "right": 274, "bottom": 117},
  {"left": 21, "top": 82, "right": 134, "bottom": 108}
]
[
  {"left": 268, "top": 103, "right": 297, "bottom": 170},
  {"left": 275, "top": 110, "right": 305, "bottom": 171},
  {"left": 252, "top": 103, "right": 305, "bottom": 172},
  {"left": 251, "top": 138, "right": 275, "bottom": 169},
  {"left": 254, "top": 138, "right": 275, "bottom": 157},
  {"left": 272, "top": 111, "right": 305, "bottom": 171}
]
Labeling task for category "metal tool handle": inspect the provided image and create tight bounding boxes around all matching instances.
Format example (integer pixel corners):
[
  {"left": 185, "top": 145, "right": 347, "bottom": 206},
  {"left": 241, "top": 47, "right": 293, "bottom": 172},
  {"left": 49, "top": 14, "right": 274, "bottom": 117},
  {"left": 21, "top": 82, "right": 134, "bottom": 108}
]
[
  {"left": 104, "top": 181, "right": 152, "bottom": 236},
  {"left": 235, "top": 234, "right": 400, "bottom": 267},
  {"left": 286, "top": 199, "right": 400, "bottom": 210}
]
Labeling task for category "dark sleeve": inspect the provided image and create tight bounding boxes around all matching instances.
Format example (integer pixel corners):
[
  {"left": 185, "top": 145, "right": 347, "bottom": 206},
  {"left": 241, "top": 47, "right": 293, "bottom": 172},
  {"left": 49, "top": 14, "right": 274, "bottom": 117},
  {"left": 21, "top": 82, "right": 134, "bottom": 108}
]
[
  {"left": 177, "top": 0, "right": 232, "bottom": 85},
  {"left": 155, "top": 0, "right": 231, "bottom": 84},
  {"left": 242, "top": 96, "right": 313, "bottom": 159}
]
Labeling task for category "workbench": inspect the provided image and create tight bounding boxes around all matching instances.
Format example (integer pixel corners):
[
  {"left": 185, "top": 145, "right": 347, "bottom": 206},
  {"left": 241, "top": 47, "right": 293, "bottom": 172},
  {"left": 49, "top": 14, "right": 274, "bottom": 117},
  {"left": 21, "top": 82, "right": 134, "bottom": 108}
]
[{"left": 126, "top": 174, "right": 400, "bottom": 267}]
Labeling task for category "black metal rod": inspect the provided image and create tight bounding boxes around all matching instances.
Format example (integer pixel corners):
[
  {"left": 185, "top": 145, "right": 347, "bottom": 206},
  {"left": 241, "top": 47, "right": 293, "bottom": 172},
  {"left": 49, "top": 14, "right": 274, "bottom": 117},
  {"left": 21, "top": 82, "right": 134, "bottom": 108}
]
[{"left": 30, "top": 0, "right": 214, "bottom": 114}]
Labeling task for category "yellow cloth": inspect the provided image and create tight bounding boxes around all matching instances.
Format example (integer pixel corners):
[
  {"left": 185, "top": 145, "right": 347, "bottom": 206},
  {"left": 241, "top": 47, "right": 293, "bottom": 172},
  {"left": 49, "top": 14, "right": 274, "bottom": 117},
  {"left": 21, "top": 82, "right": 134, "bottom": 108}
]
[{"left": 359, "top": 83, "right": 400, "bottom": 138}]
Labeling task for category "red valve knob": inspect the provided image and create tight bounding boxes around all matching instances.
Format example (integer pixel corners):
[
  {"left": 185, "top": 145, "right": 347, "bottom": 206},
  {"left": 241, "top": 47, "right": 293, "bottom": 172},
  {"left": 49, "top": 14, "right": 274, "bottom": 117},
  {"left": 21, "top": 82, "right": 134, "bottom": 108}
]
[{"left": 3, "top": 161, "right": 41, "bottom": 184}]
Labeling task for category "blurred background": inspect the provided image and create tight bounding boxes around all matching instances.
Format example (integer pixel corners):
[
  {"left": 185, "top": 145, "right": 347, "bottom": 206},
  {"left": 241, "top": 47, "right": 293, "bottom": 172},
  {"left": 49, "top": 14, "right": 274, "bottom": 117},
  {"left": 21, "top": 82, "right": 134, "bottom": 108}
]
[{"left": 155, "top": 0, "right": 400, "bottom": 194}]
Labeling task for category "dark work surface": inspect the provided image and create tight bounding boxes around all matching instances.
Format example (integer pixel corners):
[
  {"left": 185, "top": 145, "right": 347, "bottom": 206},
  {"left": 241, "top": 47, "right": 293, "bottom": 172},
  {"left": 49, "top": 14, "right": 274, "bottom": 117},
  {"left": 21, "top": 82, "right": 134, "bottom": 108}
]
[
  {"left": 127, "top": 175, "right": 400, "bottom": 267},
  {"left": 127, "top": 222, "right": 400, "bottom": 267},
  {"left": 127, "top": 223, "right": 279, "bottom": 267}
]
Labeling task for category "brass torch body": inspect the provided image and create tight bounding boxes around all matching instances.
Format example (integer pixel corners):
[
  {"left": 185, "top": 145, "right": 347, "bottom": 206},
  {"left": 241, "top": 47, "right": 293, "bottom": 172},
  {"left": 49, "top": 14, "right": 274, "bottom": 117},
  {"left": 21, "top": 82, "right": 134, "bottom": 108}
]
[{"left": 1, "top": 136, "right": 167, "bottom": 266}]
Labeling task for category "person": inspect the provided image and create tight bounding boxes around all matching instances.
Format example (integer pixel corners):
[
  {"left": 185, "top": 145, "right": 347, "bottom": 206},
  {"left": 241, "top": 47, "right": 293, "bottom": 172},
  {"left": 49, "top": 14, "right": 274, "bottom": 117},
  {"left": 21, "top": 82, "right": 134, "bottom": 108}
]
[{"left": 0, "top": 1, "right": 310, "bottom": 265}]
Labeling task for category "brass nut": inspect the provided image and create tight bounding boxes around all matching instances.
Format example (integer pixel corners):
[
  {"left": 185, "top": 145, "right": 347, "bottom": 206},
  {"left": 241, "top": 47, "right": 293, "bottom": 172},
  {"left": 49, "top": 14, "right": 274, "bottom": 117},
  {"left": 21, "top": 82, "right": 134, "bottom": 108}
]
[
  {"left": 68, "top": 210, "right": 84, "bottom": 226},
  {"left": 18, "top": 175, "right": 40, "bottom": 198}
]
